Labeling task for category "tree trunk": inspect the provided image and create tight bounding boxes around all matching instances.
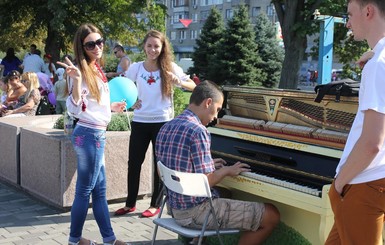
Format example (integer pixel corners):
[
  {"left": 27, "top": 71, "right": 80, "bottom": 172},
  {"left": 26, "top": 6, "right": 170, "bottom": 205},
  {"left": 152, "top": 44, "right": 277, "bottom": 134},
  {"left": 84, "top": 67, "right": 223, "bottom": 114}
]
[
  {"left": 44, "top": 25, "right": 62, "bottom": 64},
  {"left": 279, "top": 35, "right": 306, "bottom": 89}
]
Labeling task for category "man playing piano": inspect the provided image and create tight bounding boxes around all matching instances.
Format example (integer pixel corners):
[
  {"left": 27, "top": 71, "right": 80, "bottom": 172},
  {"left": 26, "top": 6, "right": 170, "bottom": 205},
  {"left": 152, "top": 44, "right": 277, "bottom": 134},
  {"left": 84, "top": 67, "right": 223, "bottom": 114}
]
[
  {"left": 155, "top": 81, "right": 280, "bottom": 245},
  {"left": 325, "top": 1, "right": 385, "bottom": 244}
]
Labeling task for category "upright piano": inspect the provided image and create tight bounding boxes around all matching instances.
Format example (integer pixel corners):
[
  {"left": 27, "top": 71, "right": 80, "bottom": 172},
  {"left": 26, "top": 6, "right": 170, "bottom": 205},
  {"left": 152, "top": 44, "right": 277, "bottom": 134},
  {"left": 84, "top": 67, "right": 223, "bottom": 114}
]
[{"left": 211, "top": 86, "right": 358, "bottom": 245}]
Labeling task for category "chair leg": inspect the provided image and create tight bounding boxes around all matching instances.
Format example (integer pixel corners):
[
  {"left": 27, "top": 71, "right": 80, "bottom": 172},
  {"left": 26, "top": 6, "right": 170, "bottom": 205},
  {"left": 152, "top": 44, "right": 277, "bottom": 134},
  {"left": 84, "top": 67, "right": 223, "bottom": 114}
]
[{"left": 151, "top": 224, "right": 159, "bottom": 245}]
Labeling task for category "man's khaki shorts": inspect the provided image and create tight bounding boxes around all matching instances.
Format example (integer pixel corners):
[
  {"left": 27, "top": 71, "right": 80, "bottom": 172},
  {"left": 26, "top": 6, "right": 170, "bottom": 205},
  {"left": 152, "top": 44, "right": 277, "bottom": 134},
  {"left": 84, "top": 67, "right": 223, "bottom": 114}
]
[{"left": 172, "top": 198, "right": 265, "bottom": 231}]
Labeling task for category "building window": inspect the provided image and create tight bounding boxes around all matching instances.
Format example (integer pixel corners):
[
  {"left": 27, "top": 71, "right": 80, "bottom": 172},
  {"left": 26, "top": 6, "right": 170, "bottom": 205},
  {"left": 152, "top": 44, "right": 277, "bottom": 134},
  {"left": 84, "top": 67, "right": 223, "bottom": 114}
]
[
  {"left": 180, "top": 30, "right": 186, "bottom": 40},
  {"left": 200, "top": 0, "right": 223, "bottom": 6},
  {"left": 170, "top": 31, "right": 176, "bottom": 40},
  {"left": 193, "top": 13, "right": 198, "bottom": 23},
  {"left": 191, "top": 30, "right": 198, "bottom": 39},
  {"left": 252, "top": 7, "right": 261, "bottom": 17},
  {"left": 200, "top": 10, "right": 210, "bottom": 22},
  {"left": 225, "top": 9, "right": 233, "bottom": 19},
  {"left": 172, "top": 12, "right": 189, "bottom": 24},
  {"left": 173, "top": 0, "right": 187, "bottom": 7},
  {"left": 267, "top": 4, "right": 275, "bottom": 16}
]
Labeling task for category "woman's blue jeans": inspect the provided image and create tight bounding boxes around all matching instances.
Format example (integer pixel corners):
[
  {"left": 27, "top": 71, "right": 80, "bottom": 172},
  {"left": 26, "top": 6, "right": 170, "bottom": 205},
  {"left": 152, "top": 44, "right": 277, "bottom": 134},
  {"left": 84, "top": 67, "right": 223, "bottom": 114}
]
[{"left": 68, "top": 125, "right": 116, "bottom": 243}]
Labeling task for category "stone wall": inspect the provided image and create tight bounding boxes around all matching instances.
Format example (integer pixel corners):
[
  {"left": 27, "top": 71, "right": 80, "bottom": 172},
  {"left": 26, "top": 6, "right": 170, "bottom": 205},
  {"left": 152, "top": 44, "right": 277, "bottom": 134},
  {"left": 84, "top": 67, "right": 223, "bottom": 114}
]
[{"left": 0, "top": 115, "right": 153, "bottom": 208}]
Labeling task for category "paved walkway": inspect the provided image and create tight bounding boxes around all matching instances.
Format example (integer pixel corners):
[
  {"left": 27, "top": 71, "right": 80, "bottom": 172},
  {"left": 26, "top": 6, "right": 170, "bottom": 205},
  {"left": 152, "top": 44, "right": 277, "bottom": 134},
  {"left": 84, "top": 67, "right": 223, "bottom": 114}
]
[{"left": 0, "top": 181, "right": 183, "bottom": 245}]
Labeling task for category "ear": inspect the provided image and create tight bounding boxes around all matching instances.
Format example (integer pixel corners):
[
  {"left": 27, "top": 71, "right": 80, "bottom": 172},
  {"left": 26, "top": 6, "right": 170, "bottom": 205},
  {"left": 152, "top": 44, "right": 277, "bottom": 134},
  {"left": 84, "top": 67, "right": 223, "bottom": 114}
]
[
  {"left": 204, "top": 98, "right": 213, "bottom": 108},
  {"left": 366, "top": 4, "right": 375, "bottom": 19}
]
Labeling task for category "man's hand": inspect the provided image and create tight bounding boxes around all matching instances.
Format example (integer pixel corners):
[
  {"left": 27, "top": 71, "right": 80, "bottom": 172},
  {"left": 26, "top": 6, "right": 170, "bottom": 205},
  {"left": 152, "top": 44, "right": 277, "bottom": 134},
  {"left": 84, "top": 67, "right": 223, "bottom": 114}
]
[
  {"left": 213, "top": 158, "right": 226, "bottom": 169},
  {"left": 356, "top": 50, "right": 374, "bottom": 69},
  {"left": 225, "top": 161, "right": 250, "bottom": 177}
]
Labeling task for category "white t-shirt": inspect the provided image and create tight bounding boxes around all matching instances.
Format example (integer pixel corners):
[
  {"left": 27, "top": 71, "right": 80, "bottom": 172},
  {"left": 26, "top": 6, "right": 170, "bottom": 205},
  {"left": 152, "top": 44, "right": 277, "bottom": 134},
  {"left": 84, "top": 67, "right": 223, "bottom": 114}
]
[
  {"left": 124, "top": 61, "right": 189, "bottom": 123},
  {"left": 336, "top": 37, "right": 385, "bottom": 184},
  {"left": 22, "top": 54, "right": 44, "bottom": 73}
]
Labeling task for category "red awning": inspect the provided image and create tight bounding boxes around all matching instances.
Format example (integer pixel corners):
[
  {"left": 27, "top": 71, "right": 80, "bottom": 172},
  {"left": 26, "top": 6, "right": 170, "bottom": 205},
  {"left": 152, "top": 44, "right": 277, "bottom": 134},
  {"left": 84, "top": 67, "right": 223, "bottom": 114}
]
[{"left": 179, "top": 19, "right": 193, "bottom": 28}]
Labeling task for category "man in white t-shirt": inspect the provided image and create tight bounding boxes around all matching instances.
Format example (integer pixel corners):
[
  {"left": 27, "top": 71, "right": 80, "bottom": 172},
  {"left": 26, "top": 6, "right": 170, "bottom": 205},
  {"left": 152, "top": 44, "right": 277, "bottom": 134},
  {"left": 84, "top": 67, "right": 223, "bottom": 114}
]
[
  {"left": 325, "top": 1, "right": 385, "bottom": 244},
  {"left": 21, "top": 49, "right": 44, "bottom": 73}
]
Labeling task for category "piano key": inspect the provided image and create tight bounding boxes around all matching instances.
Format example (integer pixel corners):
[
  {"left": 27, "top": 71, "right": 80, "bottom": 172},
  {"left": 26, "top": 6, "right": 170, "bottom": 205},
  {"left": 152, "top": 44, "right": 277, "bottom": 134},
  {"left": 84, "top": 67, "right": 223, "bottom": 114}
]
[{"left": 240, "top": 171, "right": 322, "bottom": 197}]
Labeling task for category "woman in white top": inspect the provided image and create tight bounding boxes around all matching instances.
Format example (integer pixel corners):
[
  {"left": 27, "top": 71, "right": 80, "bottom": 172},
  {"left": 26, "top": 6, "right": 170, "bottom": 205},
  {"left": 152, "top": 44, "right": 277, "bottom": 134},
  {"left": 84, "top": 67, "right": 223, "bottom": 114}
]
[
  {"left": 114, "top": 30, "right": 196, "bottom": 217},
  {"left": 58, "top": 23, "right": 127, "bottom": 245}
]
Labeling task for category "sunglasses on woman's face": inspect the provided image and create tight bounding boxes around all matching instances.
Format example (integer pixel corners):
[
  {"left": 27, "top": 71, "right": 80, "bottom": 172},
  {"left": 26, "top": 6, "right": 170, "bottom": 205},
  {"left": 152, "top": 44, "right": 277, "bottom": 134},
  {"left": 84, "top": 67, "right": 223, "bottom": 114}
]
[{"left": 83, "top": 38, "right": 104, "bottom": 51}]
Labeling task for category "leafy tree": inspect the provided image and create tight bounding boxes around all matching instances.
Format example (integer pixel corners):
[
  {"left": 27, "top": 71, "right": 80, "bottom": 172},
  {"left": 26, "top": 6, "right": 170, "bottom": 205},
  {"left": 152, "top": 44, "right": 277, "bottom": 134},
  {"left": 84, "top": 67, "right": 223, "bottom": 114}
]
[
  {"left": 210, "top": 5, "right": 262, "bottom": 86},
  {"left": 272, "top": 0, "right": 323, "bottom": 89},
  {"left": 0, "top": 0, "right": 165, "bottom": 63},
  {"left": 335, "top": 36, "right": 369, "bottom": 81},
  {"left": 319, "top": 1, "right": 369, "bottom": 81},
  {"left": 190, "top": 7, "right": 224, "bottom": 81},
  {"left": 254, "top": 13, "right": 284, "bottom": 88}
]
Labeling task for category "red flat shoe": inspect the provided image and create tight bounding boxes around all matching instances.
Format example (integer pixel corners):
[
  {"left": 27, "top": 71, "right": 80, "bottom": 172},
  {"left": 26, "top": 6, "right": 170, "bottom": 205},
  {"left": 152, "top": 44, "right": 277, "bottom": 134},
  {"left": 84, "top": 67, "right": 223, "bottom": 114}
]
[
  {"left": 114, "top": 207, "right": 136, "bottom": 216},
  {"left": 141, "top": 208, "right": 160, "bottom": 218}
]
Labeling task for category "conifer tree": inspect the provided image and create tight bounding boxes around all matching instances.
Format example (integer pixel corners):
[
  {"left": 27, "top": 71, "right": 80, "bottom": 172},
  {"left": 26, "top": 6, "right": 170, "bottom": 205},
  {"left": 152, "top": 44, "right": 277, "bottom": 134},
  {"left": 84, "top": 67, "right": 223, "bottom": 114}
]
[
  {"left": 190, "top": 8, "right": 224, "bottom": 80},
  {"left": 210, "top": 5, "right": 262, "bottom": 86},
  {"left": 254, "top": 13, "right": 284, "bottom": 88}
]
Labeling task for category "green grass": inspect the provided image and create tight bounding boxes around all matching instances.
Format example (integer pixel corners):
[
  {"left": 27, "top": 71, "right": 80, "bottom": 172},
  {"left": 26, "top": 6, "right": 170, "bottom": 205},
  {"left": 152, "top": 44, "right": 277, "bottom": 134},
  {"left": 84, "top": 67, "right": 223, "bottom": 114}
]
[
  {"left": 182, "top": 91, "right": 192, "bottom": 106},
  {"left": 179, "top": 222, "right": 311, "bottom": 245}
]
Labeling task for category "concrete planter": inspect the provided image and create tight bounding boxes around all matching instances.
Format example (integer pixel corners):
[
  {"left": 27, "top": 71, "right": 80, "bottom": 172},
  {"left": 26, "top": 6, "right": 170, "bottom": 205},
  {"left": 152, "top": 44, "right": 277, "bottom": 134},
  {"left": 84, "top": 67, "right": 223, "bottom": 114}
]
[
  {"left": 0, "top": 115, "right": 61, "bottom": 185},
  {"left": 0, "top": 115, "right": 153, "bottom": 208}
]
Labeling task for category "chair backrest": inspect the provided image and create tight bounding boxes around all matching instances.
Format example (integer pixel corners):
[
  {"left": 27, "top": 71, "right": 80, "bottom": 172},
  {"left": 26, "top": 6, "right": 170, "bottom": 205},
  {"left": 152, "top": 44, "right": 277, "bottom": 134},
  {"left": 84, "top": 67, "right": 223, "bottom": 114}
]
[{"left": 157, "top": 161, "right": 212, "bottom": 198}]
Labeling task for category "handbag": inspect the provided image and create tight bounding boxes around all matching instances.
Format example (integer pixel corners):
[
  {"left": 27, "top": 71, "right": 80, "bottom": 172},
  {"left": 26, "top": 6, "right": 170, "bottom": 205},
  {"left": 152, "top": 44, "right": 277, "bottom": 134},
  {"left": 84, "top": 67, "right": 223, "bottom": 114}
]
[{"left": 314, "top": 78, "right": 360, "bottom": 103}]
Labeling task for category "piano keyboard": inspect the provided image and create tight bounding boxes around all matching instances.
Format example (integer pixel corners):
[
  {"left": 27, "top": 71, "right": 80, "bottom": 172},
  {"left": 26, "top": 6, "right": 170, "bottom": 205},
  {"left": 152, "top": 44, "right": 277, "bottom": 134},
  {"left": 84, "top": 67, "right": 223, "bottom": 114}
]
[
  {"left": 240, "top": 171, "right": 322, "bottom": 197},
  {"left": 212, "top": 150, "right": 329, "bottom": 198}
]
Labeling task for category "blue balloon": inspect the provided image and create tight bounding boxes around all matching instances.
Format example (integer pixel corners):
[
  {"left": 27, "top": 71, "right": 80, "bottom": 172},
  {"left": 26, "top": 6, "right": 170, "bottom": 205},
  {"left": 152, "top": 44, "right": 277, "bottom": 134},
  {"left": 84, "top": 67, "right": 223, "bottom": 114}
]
[{"left": 108, "top": 77, "right": 138, "bottom": 109}]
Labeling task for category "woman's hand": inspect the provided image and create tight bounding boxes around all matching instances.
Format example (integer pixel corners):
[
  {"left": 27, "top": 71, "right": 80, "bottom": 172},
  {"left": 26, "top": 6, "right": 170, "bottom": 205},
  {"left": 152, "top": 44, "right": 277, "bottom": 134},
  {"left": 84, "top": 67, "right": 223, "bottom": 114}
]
[
  {"left": 111, "top": 101, "right": 126, "bottom": 113},
  {"left": 166, "top": 71, "right": 181, "bottom": 86},
  {"left": 3, "top": 109, "right": 13, "bottom": 116},
  {"left": 57, "top": 58, "right": 81, "bottom": 80}
]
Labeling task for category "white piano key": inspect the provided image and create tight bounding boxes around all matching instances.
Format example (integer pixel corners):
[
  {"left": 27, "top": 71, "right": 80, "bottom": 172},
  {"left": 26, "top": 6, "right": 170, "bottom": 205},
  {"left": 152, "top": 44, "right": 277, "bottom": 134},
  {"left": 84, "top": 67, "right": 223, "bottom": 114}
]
[{"left": 240, "top": 171, "right": 321, "bottom": 197}]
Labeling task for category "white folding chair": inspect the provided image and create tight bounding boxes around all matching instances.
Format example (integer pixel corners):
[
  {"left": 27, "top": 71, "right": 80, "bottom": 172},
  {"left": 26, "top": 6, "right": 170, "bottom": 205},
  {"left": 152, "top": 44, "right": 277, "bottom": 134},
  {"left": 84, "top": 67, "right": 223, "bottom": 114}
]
[{"left": 151, "top": 161, "right": 239, "bottom": 245}]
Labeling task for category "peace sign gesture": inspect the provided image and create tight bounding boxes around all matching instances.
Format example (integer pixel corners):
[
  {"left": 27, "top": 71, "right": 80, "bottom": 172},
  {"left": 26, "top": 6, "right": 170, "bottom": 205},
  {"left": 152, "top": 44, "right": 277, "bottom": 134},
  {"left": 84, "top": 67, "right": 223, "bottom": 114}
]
[{"left": 57, "top": 57, "right": 81, "bottom": 80}]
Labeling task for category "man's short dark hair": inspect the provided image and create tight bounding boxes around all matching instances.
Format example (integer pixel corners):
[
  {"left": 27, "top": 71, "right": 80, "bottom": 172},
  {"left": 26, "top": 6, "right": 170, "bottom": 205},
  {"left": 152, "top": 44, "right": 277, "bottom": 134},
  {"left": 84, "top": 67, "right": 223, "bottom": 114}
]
[
  {"left": 114, "top": 44, "right": 124, "bottom": 52},
  {"left": 189, "top": 80, "right": 223, "bottom": 106},
  {"left": 348, "top": 0, "right": 385, "bottom": 17}
]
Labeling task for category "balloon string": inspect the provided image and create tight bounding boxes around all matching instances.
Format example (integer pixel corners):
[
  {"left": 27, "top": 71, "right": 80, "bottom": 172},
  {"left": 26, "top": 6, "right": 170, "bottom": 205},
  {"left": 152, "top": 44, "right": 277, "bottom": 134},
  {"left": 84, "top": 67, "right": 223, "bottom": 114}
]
[{"left": 121, "top": 99, "right": 132, "bottom": 131}]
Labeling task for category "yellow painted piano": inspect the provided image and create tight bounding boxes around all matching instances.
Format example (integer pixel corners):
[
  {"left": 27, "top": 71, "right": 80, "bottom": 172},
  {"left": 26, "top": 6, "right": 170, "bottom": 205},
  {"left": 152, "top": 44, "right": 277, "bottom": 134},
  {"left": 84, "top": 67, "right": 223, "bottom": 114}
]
[{"left": 211, "top": 85, "right": 358, "bottom": 245}]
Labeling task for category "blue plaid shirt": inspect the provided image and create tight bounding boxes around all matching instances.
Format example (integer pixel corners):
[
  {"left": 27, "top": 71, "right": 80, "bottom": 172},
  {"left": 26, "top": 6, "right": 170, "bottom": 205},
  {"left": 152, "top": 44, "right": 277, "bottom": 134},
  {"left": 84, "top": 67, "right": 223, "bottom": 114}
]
[{"left": 155, "top": 109, "right": 216, "bottom": 210}]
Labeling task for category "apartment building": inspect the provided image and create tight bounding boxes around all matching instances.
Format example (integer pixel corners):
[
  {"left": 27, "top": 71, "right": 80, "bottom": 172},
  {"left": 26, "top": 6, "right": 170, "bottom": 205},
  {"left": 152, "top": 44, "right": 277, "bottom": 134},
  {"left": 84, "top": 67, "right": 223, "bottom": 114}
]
[{"left": 161, "top": 0, "right": 279, "bottom": 61}]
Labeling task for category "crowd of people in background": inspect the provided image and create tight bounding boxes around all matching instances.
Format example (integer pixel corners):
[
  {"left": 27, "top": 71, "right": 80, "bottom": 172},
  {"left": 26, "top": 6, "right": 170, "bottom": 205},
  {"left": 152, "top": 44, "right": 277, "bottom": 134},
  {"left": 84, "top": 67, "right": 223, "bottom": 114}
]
[
  {"left": 0, "top": 44, "right": 70, "bottom": 117},
  {"left": 0, "top": 41, "right": 128, "bottom": 117}
]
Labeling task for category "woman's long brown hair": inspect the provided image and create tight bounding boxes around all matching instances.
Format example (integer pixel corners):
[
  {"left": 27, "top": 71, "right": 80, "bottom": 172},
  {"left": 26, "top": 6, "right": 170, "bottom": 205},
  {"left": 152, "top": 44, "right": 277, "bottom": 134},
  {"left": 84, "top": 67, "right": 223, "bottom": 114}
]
[
  {"left": 73, "top": 23, "right": 105, "bottom": 103},
  {"left": 143, "top": 30, "right": 174, "bottom": 98}
]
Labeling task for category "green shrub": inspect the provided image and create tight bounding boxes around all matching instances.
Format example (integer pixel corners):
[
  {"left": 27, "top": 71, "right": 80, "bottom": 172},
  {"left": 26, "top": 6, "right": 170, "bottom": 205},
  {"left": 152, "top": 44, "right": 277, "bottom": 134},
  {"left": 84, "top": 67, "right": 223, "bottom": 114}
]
[
  {"left": 53, "top": 115, "right": 64, "bottom": 129},
  {"left": 174, "top": 88, "right": 188, "bottom": 116},
  {"left": 53, "top": 112, "right": 132, "bottom": 131},
  {"left": 107, "top": 113, "right": 131, "bottom": 131}
]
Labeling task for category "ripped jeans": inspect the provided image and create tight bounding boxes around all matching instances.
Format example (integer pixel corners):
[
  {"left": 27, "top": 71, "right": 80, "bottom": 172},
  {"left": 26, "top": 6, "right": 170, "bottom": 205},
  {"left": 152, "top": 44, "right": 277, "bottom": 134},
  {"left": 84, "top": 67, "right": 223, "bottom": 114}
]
[{"left": 69, "top": 125, "right": 116, "bottom": 244}]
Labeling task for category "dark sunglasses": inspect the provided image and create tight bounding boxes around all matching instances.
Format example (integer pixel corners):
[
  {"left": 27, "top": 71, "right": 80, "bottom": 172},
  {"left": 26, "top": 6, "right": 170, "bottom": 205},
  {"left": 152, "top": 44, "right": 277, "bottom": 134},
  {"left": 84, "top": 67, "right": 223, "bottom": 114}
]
[{"left": 83, "top": 38, "right": 104, "bottom": 51}]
